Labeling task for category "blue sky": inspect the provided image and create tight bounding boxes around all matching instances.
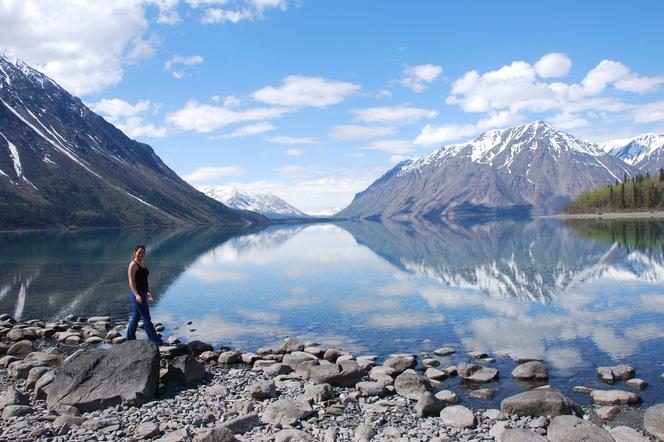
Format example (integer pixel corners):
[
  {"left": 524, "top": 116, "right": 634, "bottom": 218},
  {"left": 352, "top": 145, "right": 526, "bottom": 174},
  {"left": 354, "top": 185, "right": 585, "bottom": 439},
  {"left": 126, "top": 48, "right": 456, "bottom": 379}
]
[{"left": 1, "top": 1, "right": 663, "bottom": 213}]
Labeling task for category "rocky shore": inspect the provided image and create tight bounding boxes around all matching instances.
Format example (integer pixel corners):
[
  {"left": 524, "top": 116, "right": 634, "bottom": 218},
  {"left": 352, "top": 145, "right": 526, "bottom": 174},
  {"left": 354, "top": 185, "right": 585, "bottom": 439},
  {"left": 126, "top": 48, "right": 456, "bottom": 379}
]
[{"left": 1, "top": 314, "right": 663, "bottom": 441}]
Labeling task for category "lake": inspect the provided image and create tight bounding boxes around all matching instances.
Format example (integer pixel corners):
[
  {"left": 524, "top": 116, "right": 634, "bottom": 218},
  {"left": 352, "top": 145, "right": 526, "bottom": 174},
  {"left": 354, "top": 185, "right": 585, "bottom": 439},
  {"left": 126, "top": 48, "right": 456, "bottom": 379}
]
[{"left": 1, "top": 218, "right": 663, "bottom": 407}]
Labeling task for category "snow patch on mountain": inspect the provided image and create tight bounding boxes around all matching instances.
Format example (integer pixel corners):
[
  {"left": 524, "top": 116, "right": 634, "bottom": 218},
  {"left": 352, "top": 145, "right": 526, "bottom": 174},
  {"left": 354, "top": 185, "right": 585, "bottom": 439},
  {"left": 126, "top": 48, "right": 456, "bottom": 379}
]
[
  {"left": 599, "top": 134, "right": 664, "bottom": 170},
  {"left": 199, "top": 185, "right": 309, "bottom": 219}
]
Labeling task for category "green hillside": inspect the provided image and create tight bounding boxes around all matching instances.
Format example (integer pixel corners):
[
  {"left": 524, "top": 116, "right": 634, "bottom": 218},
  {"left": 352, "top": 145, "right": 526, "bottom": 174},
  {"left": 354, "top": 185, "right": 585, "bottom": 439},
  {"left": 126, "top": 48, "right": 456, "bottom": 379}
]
[{"left": 564, "top": 170, "right": 664, "bottom": 214}]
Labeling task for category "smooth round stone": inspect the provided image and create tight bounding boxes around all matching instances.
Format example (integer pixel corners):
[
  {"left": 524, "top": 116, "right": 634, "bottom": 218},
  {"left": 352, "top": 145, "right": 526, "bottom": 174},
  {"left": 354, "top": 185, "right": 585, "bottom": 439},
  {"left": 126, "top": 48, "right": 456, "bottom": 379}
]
[
  {"left": 597, "top": 364, "right": 635, "bottom": 384},
  {"left": 467, "top": 351, "right": 488, "bottom": 359},
  {"left": 482, "top": 409, "right": 504, "bottom": 420},
  {"left": 439, "top": 405, "right": 476, "bottom": 428},
  {"left": 644, "top": 403, "right": 664, "bottom": 440},
  {"left": 609, "top": 425, "right": 650, "bottom": 442},
  {"left": 2, "top": 405, "right": 32, "bottom": 418},
  {"left": 457, "top": 362, "right": 499, "bottom": 383},
  {"left": 261, "top": 398, "right": 313, "bottom": 425},
  {"left": 305, "top": 383, "right": 333, "bottom": 402},
  {"left": 394, "top": 371, "right": 431, "bottom": 400},
  {"left": 572, "top": 386, "right": 593, "bottom": 394},
  {"left": 422, "top": 358, "right": 440, "bottom": 368},
  {"left": 425, "top": 367, "right": 447, "bottom": 380},
  {"left": 87, "top": 316, "right": 111, "bottom": 324},
  {"left": 433, "top": 347, "right": 456, "bottom": 356},
  {"left": 547, "top": 415, "right": 614, "bottom": 442},
  {"left": 512, "top": 361, "right": 548, "bottom": 380},
  {"left": 7, "top": 339, "right": 34, "bottom": 355},
  {"left": 136, "top": 422, "right": 161, "bottom": 439},
  {"left": 468, "top": 388, "right": 496, "bottom": 400},
  {"left": 85, "top": 336, "right": 103, "bottom": 344},
  {"left": 590, "top": 389, "right": 641, "bottom": 405},
  {"left": 274, "top": 429, "right": 312, "bottom": 442},
  {"left": 355, "top": 381, "right": 388, "bottom": 398},
  {"left": 625, "top": 378, "right": 648, "bottom": 390},
  {"left": 501, "top": 390, "right": 581, "bottom": 417},
  {"left": 413, "top": 391, "right": 444, "bottom": 417},
  {"left": 434, "top": 390, "right": 459, "bottom": 404}
]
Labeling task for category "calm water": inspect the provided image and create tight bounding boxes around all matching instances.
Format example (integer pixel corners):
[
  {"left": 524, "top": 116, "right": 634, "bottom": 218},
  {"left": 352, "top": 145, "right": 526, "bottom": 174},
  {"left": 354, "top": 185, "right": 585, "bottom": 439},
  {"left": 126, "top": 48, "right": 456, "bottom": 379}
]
[{"left": 1, "top": 219, "right": 663, "bottom": 407}]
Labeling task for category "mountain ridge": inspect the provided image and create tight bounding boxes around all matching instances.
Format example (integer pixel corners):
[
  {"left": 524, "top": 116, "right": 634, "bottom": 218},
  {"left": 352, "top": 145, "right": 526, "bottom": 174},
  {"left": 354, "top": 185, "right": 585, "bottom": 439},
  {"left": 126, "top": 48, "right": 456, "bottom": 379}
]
[
  {"left": 0, "top": 55, "right": 260, "bottom": 229},
  {"left": 199, "top": 185, "right": 309, "bottom": 219},
  {"left": 337, "top": 121, "right": 638, "bottom": 219}
]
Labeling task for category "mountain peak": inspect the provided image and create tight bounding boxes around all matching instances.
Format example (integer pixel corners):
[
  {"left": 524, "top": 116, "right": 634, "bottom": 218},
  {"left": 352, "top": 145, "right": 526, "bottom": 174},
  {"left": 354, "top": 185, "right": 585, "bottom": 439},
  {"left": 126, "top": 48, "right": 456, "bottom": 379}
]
[{"left": 199, "top": 185, "right": 309, "bottom": 219}]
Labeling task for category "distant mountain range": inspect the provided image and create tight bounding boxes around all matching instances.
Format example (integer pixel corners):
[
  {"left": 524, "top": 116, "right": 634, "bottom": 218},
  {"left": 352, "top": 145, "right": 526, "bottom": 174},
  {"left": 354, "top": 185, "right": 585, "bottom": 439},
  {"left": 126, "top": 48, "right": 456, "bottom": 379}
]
[
  {"left": 599, "top": 134, "right": 664, "bottom": 174},
  {"left": 338, "top": 121, "right": 652, "bottom": 219},
  {"left": 199, "top": 185, "right": 309, "bottom": 219},
  {"left": 0, "top": 55, "right": 263, "bottom": 230}
]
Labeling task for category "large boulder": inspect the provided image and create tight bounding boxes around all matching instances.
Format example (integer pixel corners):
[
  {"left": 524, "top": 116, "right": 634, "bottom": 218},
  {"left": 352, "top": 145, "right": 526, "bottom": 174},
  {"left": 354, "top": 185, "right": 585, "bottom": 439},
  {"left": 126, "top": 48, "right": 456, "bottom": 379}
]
[
  {"left": 457, "top": 362, "right": 499, "bottom": 383},
  {"left": 383, "top": 356, "right": 416, "bottom": 374},
  {"left": 440, "top": 405, "right": 476, "bottom": 428},
  {"left": 500, "top": 389, "right": 581, "bottom": 417},
  {"left": 186, "top": 340, "right": 214, "bottom": 356},
  {"left": 394, "top": 371, "right": 431, "bottom": 400},
  {"left": 644, "top": 403, "right": 664, "bottom": 440},
  {"left": 166, "top": 355, "right": 206, "bottom": 384},
  {"left": 47, "top": 340, "right": 160, "bottom": 412},
  {"left": 547, "top": 415, "right": 614, "bottom": 441},
  {"left": 307, "top": 360, "right": 363, "bottom": 387},
  {"left": 261, "top": 398, "right": 313, "bottom": 425}
]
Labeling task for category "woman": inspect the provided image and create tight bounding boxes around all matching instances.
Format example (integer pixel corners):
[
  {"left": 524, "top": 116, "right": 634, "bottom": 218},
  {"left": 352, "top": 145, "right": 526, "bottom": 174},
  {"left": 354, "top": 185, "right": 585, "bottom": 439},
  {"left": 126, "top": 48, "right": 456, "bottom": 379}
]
[{"left": 126, "top": 244, "right": 163, "bottom": 345}]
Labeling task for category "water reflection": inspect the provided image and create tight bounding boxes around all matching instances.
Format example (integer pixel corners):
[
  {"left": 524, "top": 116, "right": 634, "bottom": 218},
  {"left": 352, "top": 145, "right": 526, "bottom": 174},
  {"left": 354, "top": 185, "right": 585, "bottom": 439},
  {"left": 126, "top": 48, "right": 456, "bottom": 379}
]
[{"left": 0, "top": 225, "right": 258, "bottom": 320}]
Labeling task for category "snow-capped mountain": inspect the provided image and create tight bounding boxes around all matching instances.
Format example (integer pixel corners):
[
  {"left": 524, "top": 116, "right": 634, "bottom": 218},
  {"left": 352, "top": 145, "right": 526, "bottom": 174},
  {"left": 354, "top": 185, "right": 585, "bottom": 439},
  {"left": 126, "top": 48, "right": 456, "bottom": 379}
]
[
  {"left": 600, "top": 134, "right": 664, "bottom": 174},
  {"left": 199, "top": 185, "right": 309, "bottom": 219},
  {"left": 0, "top": 55, "right": 256, "bottom": 229},
  {"left": 337, "top": 121, "right": 637, "bottom": 219}
]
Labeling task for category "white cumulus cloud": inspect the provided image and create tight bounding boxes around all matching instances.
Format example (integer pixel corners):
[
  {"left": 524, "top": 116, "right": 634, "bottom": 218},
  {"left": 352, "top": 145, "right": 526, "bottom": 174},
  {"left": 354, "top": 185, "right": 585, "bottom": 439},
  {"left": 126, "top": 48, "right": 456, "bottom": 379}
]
[
  {"left": 166, "top": 100, "right": 289, "bottom": 132},
  {"left": 534, "top": 52, "right": 572, "bottom": 78},
  {"left": 164, "top": 54, "right": 204, "bottom": 78},
  {"left": 266, "top": 135, "right": 316, "bottom": 145},
  {"left": 401, "top": 64, "right": 443, "bottom": 92},
  {"left": 89, "top": 98, "right": 168, "bottom": 139},
  {"left": 0, "top": 1, "right": 152, "bottom": 96},
  {"left": 221, "top": 121, "right": 276, "bottom": 138},
  {"left": 362, "top": 139, "right": 414, "bottom": 154},
  {"left": 253, "top": 75, "right": 361, "bottom": 108}
]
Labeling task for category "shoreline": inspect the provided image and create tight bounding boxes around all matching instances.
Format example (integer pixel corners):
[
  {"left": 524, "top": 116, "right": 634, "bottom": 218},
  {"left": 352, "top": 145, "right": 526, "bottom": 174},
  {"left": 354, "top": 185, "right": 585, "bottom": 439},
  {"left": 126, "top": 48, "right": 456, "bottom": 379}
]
[
  {"left": 544, "top": 210, "right": 664, "bottom": 220},
  {"left": 1, "top": 313, "right": 662, "bottom": 441}
]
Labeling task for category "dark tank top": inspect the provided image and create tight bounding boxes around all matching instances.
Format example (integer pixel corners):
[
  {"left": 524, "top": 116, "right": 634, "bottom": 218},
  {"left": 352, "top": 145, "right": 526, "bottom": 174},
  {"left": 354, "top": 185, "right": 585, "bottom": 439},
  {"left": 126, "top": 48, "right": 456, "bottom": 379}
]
[{"left": 134, "top": 261, "right": 149, "bottom": 292}]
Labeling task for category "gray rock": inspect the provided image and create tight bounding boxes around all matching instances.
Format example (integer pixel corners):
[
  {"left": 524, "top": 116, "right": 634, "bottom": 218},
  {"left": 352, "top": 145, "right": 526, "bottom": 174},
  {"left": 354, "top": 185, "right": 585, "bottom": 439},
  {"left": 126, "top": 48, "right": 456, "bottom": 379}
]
[
  {"left": 7, "top": 339, "right": 34, "bottom": 355},
  {"left": 483, "top": 409, "right": 504, "bottom": 420},
  {"left": 356, "top": 381, "right": 389, "bottom": 397},
  {"left": 295, "top": 359, "right": 321, "bottom": 378},
  {"left": 280, "top": 337, "right": 304, "bottom": 353},
  {"left": 354, "top": 424, "right": 376, "bottom": 441},
  {"left": 422, "top": 358, "right": 440, "bottom": 368},
  {"left": 218, "top": 350, "right": 243, "bottom": 365},
  {"left": 597, "top": 364, "right": 635, "bottom": 384},
  {"left": 157, "top": 428, "right": 189, "bottom": 442},
  {"left": 186, "top": 340, "right": 213, "bottom": 356},
  {"left": 434, "top": 389, "right": 459, "bottom": 404},
  {"left": 439, "top": 405, "right": 476, "bottom": 428},
  {"left": 8, "top": 359, "right": 44, "bottom": 379},
  {"left": 166, "top": 355, "right": 206, "bottom": 384},
  {"left": 323, "top": 348, "right": 341, "bottom": 362},
  {"left": 0, "top": 355, "right": 18, "bottom": 367},
  {"left": 369, "top": 366, "right": 395, "bottom": 383},
  {"left": 590, "top": 389, "right": 641, "bottom": 405},
  {"left": 500, "top": 389, "right": 581, "bottom": 417},
  {"left": 572, "top": 385, "right": 593, "bottom": 394},
  {"left": 2, "top": 404, "right": 32, "bottom": 418},
  {"left": 282, "top": 351, "right": 319, "bottom": 370},
  {"left": 136, "top": 422, "right": 161, "bottom": 439},
  {"left": 303, "top": 346, "right": 325, "bottom": 358},
  {"left": 53, "top": 415, "right": 85, "bottom": 429},
  {"left": 596, "top": 405, "right": 620, "bottom": 420},
  {"left": 87, "top": 316, "right": 111, "bottom": 324},
  {"left": 275, "top": 429, "right": 312, "bottom": 442},
  {"left": 241, "top": 352, "right": 259, "bottom": 365},
  {"left": 433, "top": 346, "right": 455, "bottom": 356},
  {"left": 457, "top": 362, "right": 499, "bottom": 383},
  {"left": 511, "top": 361, "right": 548, "bottom": 380},
  {"left": 261, "top": 398, "right": 313, "bottom": 425},
  {"left": 383, "top": 356, "right": 416, "bottom": 374},
  {"left": 249, "top": 380, "right": 276, "bottom": 400},
  {"left": 24, "top": 349, "right": 64, "bottom": 366},
  {"left": 644, "top": 403, "right": 664, "bottom": 440},
  {"left": 307, "top": 360, "right": 363, "bottom": 387},
  {"left": 468, "top": 351, "right": 487, "bottom": 359},
  {"left": 414, "top": 391, "right": 444, "bottom": 417},
  {"left": 200, "top": 351, "right": 218, "bottom": 363},
  {"left": 625, "top": 378, "right": 648, "bottom": 390},
  {"left": 501, "top": 428, "right": 548, "bottom": 441},
  {"left": 304, "top": 383, "right": 333, "bottom": 402},
  {"left": 394, "top": 371, "right": 431, "bottom": 400},
  {"left": 263, "top": 363, "right": 294, "bottom": 377},
  {"left": 35, "top": 370, "right": 56, "bottom": 399},
  {"left": 221, "top": 413, "right": 260, "bottom": 434},
  {"left": 425, "top": 367, "right": 448, "bottom": 380},
  {"left": 26, "top": 366, "right": 50, "bottom": 389},
  {"left": 85, "top": 336, "right": 103, "bottom": 344},
  {"left": 468, "top": 388, "right": 496, "bottom": 400},
  {"left": 193, "top": 426, "right": 234, "bottom": 442},
  {"left": 0, "top": 387, "right": 30, "bottom": 407},
  {"left": 609, "top": 425, "right": 649, "bottom": 442},
  {"left": 547, "top": 415, "right": 614, "bottom": 442},
  {"left": 47, "top": 340, "right": 160, "bottom": 412},
  {"left": 206, "top": 384, "right": 229, "bottom": 397}
]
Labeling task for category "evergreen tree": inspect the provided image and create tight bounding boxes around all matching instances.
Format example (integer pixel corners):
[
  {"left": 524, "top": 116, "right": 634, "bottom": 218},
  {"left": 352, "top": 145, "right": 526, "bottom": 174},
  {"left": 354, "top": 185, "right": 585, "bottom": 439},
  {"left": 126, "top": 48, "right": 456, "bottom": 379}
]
[
  {"left": 659, "top": 168, "right": 664, "bottom": 182},
  {"left": 620, "top": 180, "right": 625, "bottom": 208}
]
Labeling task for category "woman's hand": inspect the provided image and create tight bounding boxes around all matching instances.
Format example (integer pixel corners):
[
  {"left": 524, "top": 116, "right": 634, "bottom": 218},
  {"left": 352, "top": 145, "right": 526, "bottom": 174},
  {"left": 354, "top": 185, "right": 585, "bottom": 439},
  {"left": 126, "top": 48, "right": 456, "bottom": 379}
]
[
  {"left": 134, "top": 293, "right": 142, "bottom": 304},
  {"left": 147, "top": 292, "right": 154, "bottom": 301}
]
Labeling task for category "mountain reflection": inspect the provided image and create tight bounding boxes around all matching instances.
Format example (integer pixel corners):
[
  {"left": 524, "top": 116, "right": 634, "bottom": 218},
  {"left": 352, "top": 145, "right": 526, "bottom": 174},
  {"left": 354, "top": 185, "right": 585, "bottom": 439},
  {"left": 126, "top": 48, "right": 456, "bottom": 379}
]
[
  {"left": 337, "top": 218, "right": 664, "bottom": 302},
  {"left": 0, "top": 225, "right": 261, "bottom": 320}
]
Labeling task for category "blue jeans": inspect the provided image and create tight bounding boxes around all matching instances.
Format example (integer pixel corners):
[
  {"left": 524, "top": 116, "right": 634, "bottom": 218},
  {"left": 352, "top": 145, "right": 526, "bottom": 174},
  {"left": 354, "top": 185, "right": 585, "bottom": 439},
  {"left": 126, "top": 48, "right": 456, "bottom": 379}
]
[{"left": 126, "top": 291, "right": 161, "bottom": 344}]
